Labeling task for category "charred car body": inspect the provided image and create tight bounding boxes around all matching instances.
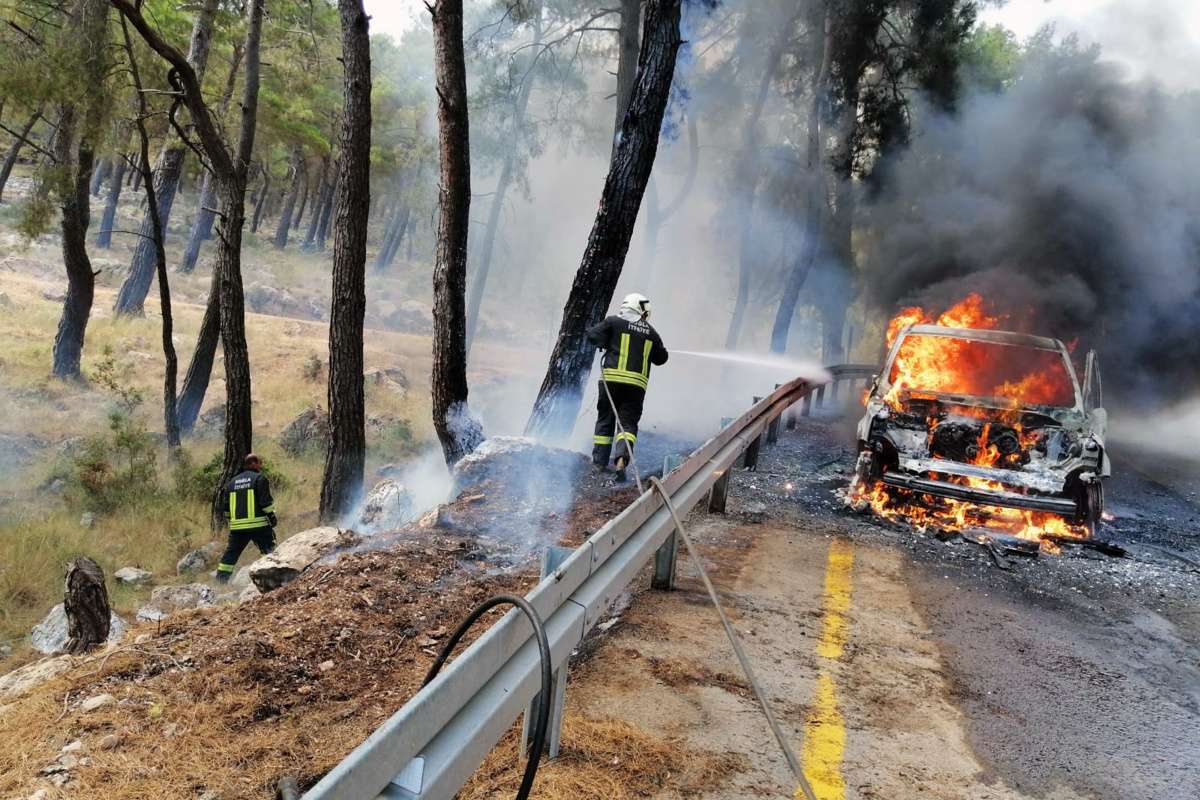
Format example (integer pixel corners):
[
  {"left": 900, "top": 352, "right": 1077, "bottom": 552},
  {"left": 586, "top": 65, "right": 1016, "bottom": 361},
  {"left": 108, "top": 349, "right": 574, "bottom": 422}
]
[{"left": 855, "top": 324, "right": 1109, "bottom": 534}]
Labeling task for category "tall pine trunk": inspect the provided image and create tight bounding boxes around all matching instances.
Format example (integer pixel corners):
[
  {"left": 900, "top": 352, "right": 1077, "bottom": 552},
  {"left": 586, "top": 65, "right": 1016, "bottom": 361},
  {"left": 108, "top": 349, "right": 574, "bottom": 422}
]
[
  {"left": 465, "top": 2, "right": 542, "bottom": 350},
  {"left": 525, "top": 0, "right": 682, "bottom": 439},
  {"left": 430, "top": 0, "right": 484, "bottom": 466},
  {"left": 113, "top": 0, "right": 219, "bottom": 316},
  {"left": 51, "top": 0, "right": 108, "bottom": 380},
  {"left": 251, "top": 165, "right": 270, "bottom": 232},
  {"left": 0, "top": 108, "right": 41, "bottom": 203},
  {"left": 303, "top": 157, "right": 337, "bottom": 251},
  {"left": 723, "top": 12, "right": 800, "bottom": 350},
  {"left": 320, "top": 0, "right": 372, "bottom": 521},
  {"left": 272, "top": 146, "right": 304, "bottom": 249},
  {"left": 770, "top": 5, "right": 832, "bottom": 354},
  {"left": 312, "top": 159, "right": 339, "bottom": 250}
]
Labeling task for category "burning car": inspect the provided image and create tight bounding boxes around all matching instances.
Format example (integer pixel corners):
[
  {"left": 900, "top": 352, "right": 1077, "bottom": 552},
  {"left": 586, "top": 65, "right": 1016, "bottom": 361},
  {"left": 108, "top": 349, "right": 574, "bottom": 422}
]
[{"left": 852, "top": 297, "right": 1109, "bottom": 543}]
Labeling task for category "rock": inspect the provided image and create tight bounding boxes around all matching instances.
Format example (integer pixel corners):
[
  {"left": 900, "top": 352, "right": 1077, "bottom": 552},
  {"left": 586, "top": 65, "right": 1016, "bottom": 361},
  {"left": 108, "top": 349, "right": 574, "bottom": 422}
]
[
  {"left": 26, "top": 789, "right": 49, "bottom": 800},
  {"left": 358, "top": 479, "right": 415, "bottom": 532},
  {"left": 238, "top": 584, "right": 261, "bottom": 603},
  {"left": 453, "top": 436, "right": 590, "bottom": 495},
  {"left": 0, "top": 291, "right": 12, "bottom": 308},
  {"left": 30, "top": 605, "right": 126, "bottom": 655},
  {"left": 279, "top": 406, "right": 329, "bottom": 455},
  {"left": 98, "top": 733, "right": 121, "bottom": 751},
  {"left": 196, "top": 404, "right": 226, "bottom": 435},
  {"left": 0, "top": 655, "right": 74, "bottom": 699},
  {"left": 319, "top": 660, "right": 334, "bottom": 672},
  {"left": 177, "top": 542, "right": 221, "bottom": 575},
  {"left": 364, "top": 367, "right": 409, "bottom": 398},
  {"left": 61, "top": 740, "right": 84, "bottom": 753},
  {"left": 42, "top": 289, "right": 67, "bottom": 303},
  {"left": 197, "top": 789, "right": 221, "bottom": 800},
  {"left": 248, "top": 527, "right": 360, "bottom": 592},
  {"left": 244, "top": 284, "right": 280, "bottom": 313},
  {"left": 78, "top": 512, "right": 95, "bottom": 529},
  {"left": 135, "top": 583, "right": 215, "bottom": 622},
  {"left": 383, "top": 300, "right": 434, "bottom": 333},
  {"left": 80, "top": 693, "right": 115, "bottom": 712},
  {"left": 0, "top": 643, "right": 11, "bottom": 658},
  {"left": 46, "top": 477, "right": 67, "bottom": 494},
  {"left": 113, "top": 567, "right": 152, "bottom": 586},
  {"left": 134, "top": 633, "right": 152, "bottom": 644}
]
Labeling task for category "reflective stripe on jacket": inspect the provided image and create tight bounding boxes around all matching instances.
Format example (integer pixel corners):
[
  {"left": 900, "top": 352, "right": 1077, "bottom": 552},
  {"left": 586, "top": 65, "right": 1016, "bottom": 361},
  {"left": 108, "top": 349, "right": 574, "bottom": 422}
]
[
  {"left": 226, "top": 469, "right": 275, "bottom": 531},
  {"left": 586, "top": 314, "right": 669, "bottom": 391}
]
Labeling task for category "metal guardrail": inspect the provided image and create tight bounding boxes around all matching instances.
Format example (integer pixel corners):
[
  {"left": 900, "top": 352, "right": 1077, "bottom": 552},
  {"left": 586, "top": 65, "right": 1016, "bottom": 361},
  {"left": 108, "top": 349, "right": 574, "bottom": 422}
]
[{"left": 303, "top": 364, "right": 876, "bottom": 800}]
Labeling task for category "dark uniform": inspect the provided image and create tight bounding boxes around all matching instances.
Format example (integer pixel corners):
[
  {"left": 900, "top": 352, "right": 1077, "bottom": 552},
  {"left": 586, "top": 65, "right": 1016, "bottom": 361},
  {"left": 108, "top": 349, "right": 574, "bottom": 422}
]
[
  {"left": 587, "top": 313, "right": 669, "bottom": 467},
  {"left": 217, "top": 467, "right": 277, "bottom": 581}
]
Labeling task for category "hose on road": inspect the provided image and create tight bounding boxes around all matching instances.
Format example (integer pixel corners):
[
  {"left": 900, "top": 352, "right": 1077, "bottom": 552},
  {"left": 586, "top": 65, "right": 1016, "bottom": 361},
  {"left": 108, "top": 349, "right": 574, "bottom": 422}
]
[{"left": 649, "top": 476, "right": 819, "bottom": 800}]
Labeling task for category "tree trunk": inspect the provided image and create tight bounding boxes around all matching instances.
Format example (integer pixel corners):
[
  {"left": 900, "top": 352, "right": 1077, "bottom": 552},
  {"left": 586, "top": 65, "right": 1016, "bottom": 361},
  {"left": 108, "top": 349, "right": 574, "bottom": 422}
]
[
  {"left": 95, "top": 153, "right": 127, "bottom": 248},
  {"left": 89, "top": 155, "right": 111, "bottom": 196},
  {"left": 294, "top": 167, "right": 311, "bottom": 224},
  {"left": 770, "top": 5, "right": 832, "bottom": 354},
  {"left": 272, "top": 146, "right": 304, "bottom": 249},
  {"left": 373, "top": 195, "right": 404, "bottom": 269},
  {"left": 320, "top": 0, "right": 372, "bottom": 522},
  {"left": 465, "top": 3, "right": 542, "bottom": 350},
  {"left": 613, "top": 0, "right": 641, "bottom": 145},
  {"left": 525, "top": 0, "right": 683, "bottom": 440},
  {"left": 52, "top": 0, "right": 109, "bottom": 380},
  {"left": 430, "top": 0, "right": 484, "bottom": 467},
  {"left": 178, "top": 40, "right": 244, "bottom": 274},
  {"left": 251, "top": 165, "right": 270, "bottom": 232},
  {"left": 302, "top": 157, "right": 337, "bottom": 251},
  {"left": 0, "top": 108, "right": 41, "bottom": 203},
  {"left": 176, "top": 282, "right": 219, "bottom": 434},
  {"left": 113, "top": 0, "right": 220, "bottom": 316},
  {"left": 723, "top": 10, "right": 802, "bottom": 350},
  {"left": 313, "top": 158, "right": 339, "bottom": 250},
  {"left": 63, "top": 557, "right": 110, "bottom": 655},
  {"left": 639, "top": 110, "right": 698, "bottom": 289}
]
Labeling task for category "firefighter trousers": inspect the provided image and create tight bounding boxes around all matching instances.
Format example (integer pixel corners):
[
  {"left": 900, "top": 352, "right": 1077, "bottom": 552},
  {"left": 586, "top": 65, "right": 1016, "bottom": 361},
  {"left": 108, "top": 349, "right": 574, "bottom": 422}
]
[
  {"left": 593, "top": 381, "right": 645, "bottom": 466},
  {"left": 217, "top": 527, "right": 276, "bottom": 580}
]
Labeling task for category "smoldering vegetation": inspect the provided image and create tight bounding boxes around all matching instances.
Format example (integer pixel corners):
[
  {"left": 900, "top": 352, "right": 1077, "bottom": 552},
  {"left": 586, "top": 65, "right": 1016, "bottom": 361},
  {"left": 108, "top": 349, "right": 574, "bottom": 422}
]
[{"left": 859, "top": 40, "right": 1200, "bottom": 405}]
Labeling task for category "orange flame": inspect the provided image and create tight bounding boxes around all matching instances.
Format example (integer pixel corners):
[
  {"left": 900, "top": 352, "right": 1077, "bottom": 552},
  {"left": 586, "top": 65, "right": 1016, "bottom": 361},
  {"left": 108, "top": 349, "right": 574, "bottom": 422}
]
[{"left": 855, "top": 294, "right": 1090, "bottom": 550}]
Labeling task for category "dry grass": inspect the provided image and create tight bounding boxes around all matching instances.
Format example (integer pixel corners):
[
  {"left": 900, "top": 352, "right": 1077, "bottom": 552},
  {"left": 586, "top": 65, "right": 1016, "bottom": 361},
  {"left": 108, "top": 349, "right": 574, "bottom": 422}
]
[{"left": 460, "top": 716, "right": 748, "bottom": 799}]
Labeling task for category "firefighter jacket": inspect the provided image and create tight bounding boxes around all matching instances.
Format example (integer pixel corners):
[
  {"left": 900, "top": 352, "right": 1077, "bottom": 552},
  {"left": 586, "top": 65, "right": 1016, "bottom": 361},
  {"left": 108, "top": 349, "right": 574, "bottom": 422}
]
[
  {"left": 587, "top": 313, "right": 669, "bottom": 391},
  {"left": 225, "top": 469, "right": 276, "bottom": 531}
]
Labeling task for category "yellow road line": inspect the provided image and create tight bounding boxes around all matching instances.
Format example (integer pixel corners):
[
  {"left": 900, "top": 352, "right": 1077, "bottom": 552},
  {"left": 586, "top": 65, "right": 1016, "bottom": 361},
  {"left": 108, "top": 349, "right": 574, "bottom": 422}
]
[{"left": 801, "top": 539, "right": 855, "bottom": 800}]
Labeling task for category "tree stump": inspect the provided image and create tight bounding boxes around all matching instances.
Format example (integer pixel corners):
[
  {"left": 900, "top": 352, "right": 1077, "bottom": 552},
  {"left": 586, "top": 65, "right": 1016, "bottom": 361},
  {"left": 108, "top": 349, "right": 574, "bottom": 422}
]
[{"left": 64, "top": 556, "right": 111, "bottom": 654}]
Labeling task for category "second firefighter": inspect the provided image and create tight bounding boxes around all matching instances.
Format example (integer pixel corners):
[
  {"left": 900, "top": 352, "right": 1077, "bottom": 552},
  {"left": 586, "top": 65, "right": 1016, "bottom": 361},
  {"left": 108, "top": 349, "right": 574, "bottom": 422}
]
[{"left": 587, "top": 292, "right": 669, "bottom": 479}]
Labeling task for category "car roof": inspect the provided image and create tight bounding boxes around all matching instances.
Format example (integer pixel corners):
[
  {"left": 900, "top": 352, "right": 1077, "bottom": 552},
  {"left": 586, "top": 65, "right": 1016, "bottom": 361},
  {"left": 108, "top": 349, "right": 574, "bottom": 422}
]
[{"left": 903, "top": 324, "right": 1065, "bottom": 352}]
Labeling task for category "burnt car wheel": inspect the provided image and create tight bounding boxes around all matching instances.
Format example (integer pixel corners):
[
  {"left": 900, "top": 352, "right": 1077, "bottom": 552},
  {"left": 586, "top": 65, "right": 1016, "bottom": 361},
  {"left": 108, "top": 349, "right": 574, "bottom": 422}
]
[{"left": 1074, "top": 480, "right": 1105, "bottom": 535}]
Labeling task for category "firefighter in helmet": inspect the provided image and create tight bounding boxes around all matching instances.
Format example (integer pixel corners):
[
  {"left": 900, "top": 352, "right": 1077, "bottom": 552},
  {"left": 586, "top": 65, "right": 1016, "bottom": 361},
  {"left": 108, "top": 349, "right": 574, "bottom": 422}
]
[
  {"left": 587, "top": 293, "right": 669, "bottom": 480},
  {"left": 216, "top": 453, "right": 278, "bottom": 583}
]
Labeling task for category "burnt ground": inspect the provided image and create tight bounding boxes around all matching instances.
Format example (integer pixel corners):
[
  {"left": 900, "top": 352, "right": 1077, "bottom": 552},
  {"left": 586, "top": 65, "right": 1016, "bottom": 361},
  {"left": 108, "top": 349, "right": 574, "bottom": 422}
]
[{"left": 729, "top": 411, "right": 1200, "bottom": 800}]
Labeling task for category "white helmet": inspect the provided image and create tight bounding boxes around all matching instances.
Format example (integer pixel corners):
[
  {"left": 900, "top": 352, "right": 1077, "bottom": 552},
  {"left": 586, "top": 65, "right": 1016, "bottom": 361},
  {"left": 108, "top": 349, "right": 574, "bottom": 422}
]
[{"left": 620, "top": 292, "right": 651, "bottom": 319}]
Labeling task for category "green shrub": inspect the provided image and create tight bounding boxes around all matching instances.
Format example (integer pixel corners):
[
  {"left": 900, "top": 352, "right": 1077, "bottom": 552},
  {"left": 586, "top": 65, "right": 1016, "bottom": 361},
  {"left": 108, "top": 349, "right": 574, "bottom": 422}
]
[
  {"left": 302, "top": 352, "right": 323, "bottom": 382},
  {"left": 71, "top": 410, "right": 159, "bottom": 514},
  {"left": 175, "top": 452, "right": 291, "bottom": 504}
]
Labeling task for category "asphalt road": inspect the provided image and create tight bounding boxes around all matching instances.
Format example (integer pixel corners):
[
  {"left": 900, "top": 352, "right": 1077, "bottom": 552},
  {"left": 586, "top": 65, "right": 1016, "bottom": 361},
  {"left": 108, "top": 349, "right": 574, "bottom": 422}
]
[{"left": 726, "top": 413, "right": 1200, "bottom": 800}]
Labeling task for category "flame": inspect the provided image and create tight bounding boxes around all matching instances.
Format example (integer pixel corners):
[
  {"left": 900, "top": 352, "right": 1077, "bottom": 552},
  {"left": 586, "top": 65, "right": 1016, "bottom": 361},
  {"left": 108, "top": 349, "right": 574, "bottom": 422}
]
[{"left": 855, "top": 294, "right": 1091, "bottom": 551}]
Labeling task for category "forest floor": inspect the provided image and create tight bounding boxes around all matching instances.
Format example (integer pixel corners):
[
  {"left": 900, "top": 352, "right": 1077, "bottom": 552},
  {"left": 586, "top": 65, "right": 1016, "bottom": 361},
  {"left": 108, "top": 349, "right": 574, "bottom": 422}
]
[{"left": 0, "top": 169, "right": 534, "bottom": 652}]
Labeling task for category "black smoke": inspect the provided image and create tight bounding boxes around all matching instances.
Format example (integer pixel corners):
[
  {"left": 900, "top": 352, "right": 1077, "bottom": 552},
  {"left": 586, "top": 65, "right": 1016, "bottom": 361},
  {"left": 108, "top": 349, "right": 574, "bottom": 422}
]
[{"left": 862, "top": 44, "right": 1200, "bottom": 405}]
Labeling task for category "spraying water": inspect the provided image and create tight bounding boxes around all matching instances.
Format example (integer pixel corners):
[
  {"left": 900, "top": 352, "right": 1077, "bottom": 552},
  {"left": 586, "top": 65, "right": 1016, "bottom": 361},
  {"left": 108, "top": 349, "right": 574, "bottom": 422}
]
[{"left": 673, "top": 350, "right": 832, "bottom": 384}]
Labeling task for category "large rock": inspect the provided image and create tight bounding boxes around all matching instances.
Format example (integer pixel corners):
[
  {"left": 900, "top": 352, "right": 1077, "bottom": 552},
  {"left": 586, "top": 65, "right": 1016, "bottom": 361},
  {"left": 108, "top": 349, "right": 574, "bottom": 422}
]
[
  {"left": 279, "top": 406, "right": 329, "bottom": 455},
  {"left": 358, "top": 479, "right": 415, "bottom": 533},
  {"left": 0, "top": 655, "right": 74, "bottom": 700},
  {"left": 248, "top": 526, "right": 360, "bottom": 593},
  {"left": 196, "top": 404, "right": 226, "bottom": 436},
  {"left": 364, "top": 367, "right": 409, "bottom": 399},
  {"left": 30, "top": 605, "right": 126, "bottom": 655},
  {"left": 453, "top": 436, "right": 590, "bottom": 494},
  {"left": 382, "top": 300, "right": 433, "bottom": 333},
  {"left": 244, "top": 283, "right": 281, "bottom": 313},
  {"left": 176, "top": 541, "right": 222, "bottom": 575},
  {"left": 135, "top": 583, "right": 215, "bottom": 622},
  {"left": 113, "top": 567, "right": 152, "bottom": 586}
]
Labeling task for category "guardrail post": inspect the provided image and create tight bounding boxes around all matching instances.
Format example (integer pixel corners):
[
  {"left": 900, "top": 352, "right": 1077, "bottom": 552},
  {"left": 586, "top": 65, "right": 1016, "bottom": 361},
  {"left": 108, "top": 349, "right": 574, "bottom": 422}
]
[
  {"left": 662, "top": 453, "right": 684, "bottom": 475},
  {"left": 742, "top": 400, "right": 762, "bottom": 469},
  {"left": 521, "top": 545, "right": 574, "bottom": 761},
  {"left": 800, "top": 391, "right": 812, "bottom": 417},
  {"left": 767, "top": 385, "right": 781, "bottom": 444},
  {"left": 814, "top": 384, "right": 826, "bottom": 410},
  {"left": 707, "top": 468, "right": 730, "bottom": 513},
  {"left": 830, "top": 379, "right": 841, "bottom": 405},
  {"left": 652, "top": 527, "right": 678, "bottom": 590}
]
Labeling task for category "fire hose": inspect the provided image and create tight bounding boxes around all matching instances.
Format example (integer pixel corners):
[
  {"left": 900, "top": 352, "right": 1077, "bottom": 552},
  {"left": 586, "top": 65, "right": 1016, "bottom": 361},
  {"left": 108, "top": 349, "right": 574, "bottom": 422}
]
[
  {"left": 599, "top": 382, "right": 815, "bottom": 798},
  {"left": 648, "top": 476, "right": 819, "bottom": 800},
  {"left": 423, "top": 595, "right": 553, "bottom": 800}
]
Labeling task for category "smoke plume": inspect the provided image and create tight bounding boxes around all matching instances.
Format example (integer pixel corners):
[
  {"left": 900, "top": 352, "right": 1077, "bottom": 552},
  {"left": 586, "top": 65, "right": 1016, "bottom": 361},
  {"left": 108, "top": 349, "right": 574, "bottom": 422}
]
[{"left": 862, "top": 41, "right": 1200, "bottom": 405}]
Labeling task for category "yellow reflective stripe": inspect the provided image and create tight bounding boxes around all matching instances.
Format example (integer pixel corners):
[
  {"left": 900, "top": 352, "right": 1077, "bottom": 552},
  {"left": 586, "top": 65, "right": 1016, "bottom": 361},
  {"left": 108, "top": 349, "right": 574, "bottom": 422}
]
[
  {"left": 230, "top": 517, "right": 270, "bottom": 530},
  {"left": 246, "top": 488, "right": 256, "bottom": 521},
  {"left": 616, "top": 431, "right": 637, "bottom": 443},
  {"left": 228, "top": 490, "right": 236, "bottom": 521},
  {"left": 641, "top": 340, "right": 653, "bottom": 379},
  {"left": 593, "top": 435, "right": 613, "bottom": 444},
  {"left": 617, "top": 333, "right": 630, "bottom": 372},
  {"left": 260, "top": 504, "right": 275, "bottom": 513},
  {"left": 601, "top": 369, "right": 648, "bottom": 389},
  {"left": 217, "top": 563, "right": 235, "bottom": 573}
]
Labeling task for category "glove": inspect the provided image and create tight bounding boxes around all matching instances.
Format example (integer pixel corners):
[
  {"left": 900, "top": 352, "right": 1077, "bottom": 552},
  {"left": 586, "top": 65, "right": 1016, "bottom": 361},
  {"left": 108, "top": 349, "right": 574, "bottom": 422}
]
[{"left": 267, "top": 512, "right": 278, "bottom": 528}]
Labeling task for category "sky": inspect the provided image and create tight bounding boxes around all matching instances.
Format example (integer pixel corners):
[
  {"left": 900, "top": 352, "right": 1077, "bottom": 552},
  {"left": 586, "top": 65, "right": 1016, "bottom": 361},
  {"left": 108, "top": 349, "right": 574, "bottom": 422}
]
[{"left": 363, "top": 0, "right": 1200, "bottom": 91}]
